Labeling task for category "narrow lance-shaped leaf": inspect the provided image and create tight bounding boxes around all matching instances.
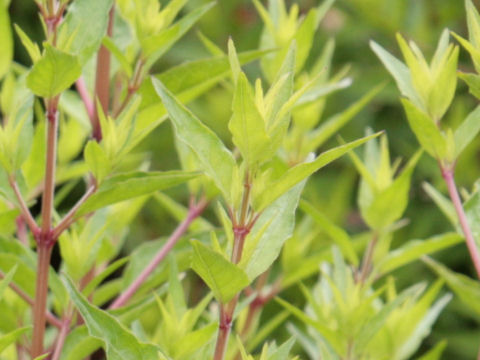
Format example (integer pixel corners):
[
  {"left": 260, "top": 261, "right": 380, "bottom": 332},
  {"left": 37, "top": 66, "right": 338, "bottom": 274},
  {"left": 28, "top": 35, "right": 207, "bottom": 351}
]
[
  {"left": 0, "top": 0, "right": 13, "bottom": 79},
  {"left": 370, "top": 40, "right": 423, "bottom": 109},
  {"left": 454, "top": 104, "right": 480, "bottom": 158},
  {"left": 76, "top": 170, "right": 199, "bottom": 216},
  {"left": 142, "top": 2, "right": 215, "bottom": 69},
  {"left": 401, "top": 98, "right": 446, "bottom": 159},
  {"left": 307, "top": 83, "right": 385, "bottom": 152},
  {"left": 63, "top": 277, "right": 164, "bottom": 360},
  {"left": 229, "top": 72, "right": 270, "bottom": 168},
  {"left": 300, "top": 200, "right": 358, "bottom": 266},
  {"left": 377, "top": 233, "right": 462, "bottom": 275},
  {"left": 424, "top": 257, "right": 480, "bottom": 316},
  {"left": 191, "top": 240, "right": 250, "bottom": 304},
  {"left": 0, "top": 327, "right": 31, "bottom": 355},
  {"left": 153, "top": 78, "right": 237, "bottom": 203},
  {"left": 254, "top": 132, "right": 382, "bottom": 211}
]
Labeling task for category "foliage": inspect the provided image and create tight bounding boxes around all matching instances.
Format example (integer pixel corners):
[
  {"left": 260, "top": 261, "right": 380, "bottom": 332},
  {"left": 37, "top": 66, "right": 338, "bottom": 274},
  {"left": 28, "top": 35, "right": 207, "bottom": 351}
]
[{"left": 0, "top": 0, "right": 480, "bottom": 359}]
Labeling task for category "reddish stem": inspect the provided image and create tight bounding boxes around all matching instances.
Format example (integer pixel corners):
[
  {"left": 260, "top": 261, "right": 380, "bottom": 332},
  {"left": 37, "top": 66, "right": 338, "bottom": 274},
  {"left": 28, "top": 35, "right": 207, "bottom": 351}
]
[
  {"left": 75, "top": 77, "right": 94, "bottom": 122},
  {"left": 109, "top": 198, "right": 208, "bottom": 309},
  {"left": 31, "top": 244, "right": 53, "bottom": 358},
  {"left": 441, "top": 167, "right": 480, "bottom": 279},
  {"left": 91, "top": 4, "right": 115, "bottom": 141}
]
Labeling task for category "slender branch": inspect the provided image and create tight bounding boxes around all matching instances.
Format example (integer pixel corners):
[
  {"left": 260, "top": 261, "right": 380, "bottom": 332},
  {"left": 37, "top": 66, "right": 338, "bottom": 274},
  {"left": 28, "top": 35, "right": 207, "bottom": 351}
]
[
  {"left": 75, "top": 77, "right": 94, "bottom": 122},
  {"left": 41, "top": 100, "right": 59, "bottom": 234},
  {"left": 358, "top": 232, "right": 379, "bottom": 284},
  {"left": 31, "top": 244, "right": 53, "bottom": 358},
  {"left": 52, "top": 185, "right": 96, "bottom": 239},
  {"left": 213, "top": 175, "right": 254, "bottom": 360},
  {"left": 109, "top": 198, "right": 208, "bottom": 309},
  {"left": 91, "top": 4, "right": 115, "bottom": 141},
  {"left": 51, "top": 314, "right": 72, "bottom": 360},
  {"left": 15, "top": 216, "right": 28, "bottom": 245},
  {"left": 441, "top": 167, "right": 480, "bottom": 279},
  {"left": 8, "top": 176, "right": 39, "bottom": 235},
  {"left": 0, "top": 271, "right": 61, "bottom": 329},
  {"left": 112, "top": 59, "right": 145, "bottom": 118}
]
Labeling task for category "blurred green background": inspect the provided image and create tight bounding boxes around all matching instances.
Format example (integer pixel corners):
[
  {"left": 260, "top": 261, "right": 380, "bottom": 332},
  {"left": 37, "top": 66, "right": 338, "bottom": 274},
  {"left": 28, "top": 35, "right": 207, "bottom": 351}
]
[{"left": 9, "top": 0, "right": 480, "bottom": 358}]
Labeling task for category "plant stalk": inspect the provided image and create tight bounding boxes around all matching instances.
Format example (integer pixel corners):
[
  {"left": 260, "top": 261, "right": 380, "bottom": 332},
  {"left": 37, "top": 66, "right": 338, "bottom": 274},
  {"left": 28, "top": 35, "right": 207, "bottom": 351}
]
[
  {"left": 109, "top": 198, "right": 208, "bottom": 309},
  {"left": 442, "top": 167, "right": 480, "bottom": 279},
  {"left": 358, "top": 232, "right": 378, "bottom": 284},
  {"left": 41, "top": 101, "right": 59, "bottom": 233},
  {"left": 91, "top": 4, "right": 115, "bottom": 141},
  {"left": 213, "top": 177, "right": 253, "bottom": 360},
  {"left": 31, "top": 244, "right": 53, "bottom": 358}
]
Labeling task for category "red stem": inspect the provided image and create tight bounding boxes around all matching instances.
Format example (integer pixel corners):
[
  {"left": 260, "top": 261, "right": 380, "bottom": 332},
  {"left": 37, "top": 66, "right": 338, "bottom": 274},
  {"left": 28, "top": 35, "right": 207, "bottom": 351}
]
[
  {"left": 213, "top": 177, "right": 253, "bottom": 360},
  {"left": 31, "top": 244, "right": 53, "bottom": 358},
  {"left": 91, "top": 4, "right": 115, "bottom": 141},
  {"left": 41, "top": 101, "right": 59, "bottom": 234},
  {"left": 75, "top": 77, "right": 94, "bottom": 122},
  {"left": 441, "top": 167, "right": 480, "bottom": 279},
  {"left": 109, "top": 198, "right": 208, "bottom": 309},
  {"left": 52, "top": 185, "right": 96, "bottom": 239}
]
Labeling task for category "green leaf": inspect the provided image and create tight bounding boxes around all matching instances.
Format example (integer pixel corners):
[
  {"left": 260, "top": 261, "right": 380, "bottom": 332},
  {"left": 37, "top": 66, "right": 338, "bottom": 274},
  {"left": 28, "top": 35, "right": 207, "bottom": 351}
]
[
  {"left": 76, "top": 170, "right": 199, "bottom": 216},
  {"left": 378, "top": 233, "right": 463, "bottom": 275},
  {"left": 0, "top": 265, "right": 17, "bottom": 299},
  {"left": 0, "top": 327, "right": 30, "bottom": 354},
  {"left": 300, "top": 200, "right": 358, "bottom": 266},
  {"left": 417, "top": 341, "right": 447, "bottom": 360},
  {"left": 58, "top": 0, "right": 114, "bottom": 65},
  {"left": 64, "top": 277, "right": 163, "bottom": 360},
  {"left": 463, "top": 190, "right": 480, "bottom": 251},
  {"left": 454, "top": 104, "right": 480, "bottom": 158},
  {"left": 424, "top": 257, "right": 480, "bottom": 316},
  {"left": 14, "top": 25, "right": 41, "bottom": 63},
  {"left": 370, "top": 40, "right": 423, "bottom": 109},
  {"left": 422, "top": 182, "right": 457, "bottom": 226},
  {"left": 362, "top": 150, "right": 421, "bottom": 229},
  {"left": 191, "top": 240, "right": 250, "bottom": 304},
  {"left": 60, "top": 326, "right": 102, "bottom": 360},
  {"left": 241, "top": 181, "right": 306, "bottom": 280},
  {"left": 84, "top": 140, "right": 111, "bottom": 184},
  {"left": 229, "top": 72, "right": 270, "bottom": 167},
  {"left": 254, "top": 132, "right": 381, "bottom": 211},
  {"left": 153, "top": 78, "right": 237, "bottom": 203},
  {"left": 26, "top": 45, "right": 81, "bottom": 98},
  {"left": 0, "top": 0, "right": 12, "bottom": 79},
  {"left": 142, "top": 2, "right": 214, "bottom": 69},
  {"left": 401, "top": 98, "right": 446, "bottom": 159},
  {"left": 228, "top": 38, "right": 241, "bottom": 83},
  {"left": 459, "top": 71, "right": 480, "bottom": 99},
  {"left": 307, "top": 83, "right": 384, "bottom": 151}
]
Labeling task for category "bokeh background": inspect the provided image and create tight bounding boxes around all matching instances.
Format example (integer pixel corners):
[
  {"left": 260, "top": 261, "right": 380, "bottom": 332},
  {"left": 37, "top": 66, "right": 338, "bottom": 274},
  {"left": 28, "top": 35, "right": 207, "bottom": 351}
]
[{"left": 8, "top": 0, "right": 480, "bottom": 358}]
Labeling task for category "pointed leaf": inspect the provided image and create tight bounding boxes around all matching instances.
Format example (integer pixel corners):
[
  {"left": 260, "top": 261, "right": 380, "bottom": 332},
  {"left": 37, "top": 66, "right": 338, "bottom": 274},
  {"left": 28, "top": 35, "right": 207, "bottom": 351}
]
[
  {"left": 76, "top": 171, "right": 199, "bottom": 216},
  {"left": 64, "top": 277, "right": 163, "bottom": 360},
  {"left": 254, "top": 132, "right": 381, "bottom": 211},
  {"left": 153, "top": 78, "right": 237, "bottom": 203},
  {"left": 229, "top": 72, "right": 270, "bottom": 167},
  {"left": 401, "top": 98, "right": 446, "bottom": 159},
  {"left": 26, "top": 45, "right": 81, "bottom": 98},
  {"left": 454, "top": 104, "right": 480, "bottom": 157},
  {"left": 191, "top": 240, "right": 250, "bottom": 304}
]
